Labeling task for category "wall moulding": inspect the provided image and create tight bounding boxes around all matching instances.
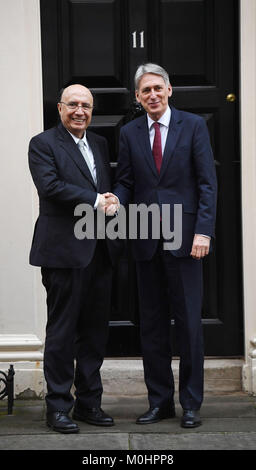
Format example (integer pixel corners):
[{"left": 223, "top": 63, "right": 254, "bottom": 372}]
[
  {"left": 242, "top": 338, "right": 256, "bottom": 396},
  {"left": 0, "top": 335, "right": 43, "bottom": 362}
]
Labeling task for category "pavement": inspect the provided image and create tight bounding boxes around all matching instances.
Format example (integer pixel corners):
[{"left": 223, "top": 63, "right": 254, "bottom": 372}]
[{"left": 0, "top": 392, "right": 256, "bottom": 457}]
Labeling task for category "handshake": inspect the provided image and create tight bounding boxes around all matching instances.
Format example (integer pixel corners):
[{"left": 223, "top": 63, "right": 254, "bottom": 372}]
[{"left": 98, "top": 192, "right": 120, "bottom": 216}]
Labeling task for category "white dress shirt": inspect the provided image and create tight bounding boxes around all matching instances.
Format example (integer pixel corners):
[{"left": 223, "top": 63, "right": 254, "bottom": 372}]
[
  {"left": 68, "top": 130, "right": 97, "bottom": 181},
  {"left": 147, "top": 106, "right": 171, "bottom": 152}
]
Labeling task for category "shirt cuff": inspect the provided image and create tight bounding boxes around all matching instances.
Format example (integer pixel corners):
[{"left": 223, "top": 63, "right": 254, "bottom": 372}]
[
  {"left": 196, "top": 234, "right": 211, "bottom": 239},
  {"left": 94, "top": 193, "right": 100, "bottom": 209}
]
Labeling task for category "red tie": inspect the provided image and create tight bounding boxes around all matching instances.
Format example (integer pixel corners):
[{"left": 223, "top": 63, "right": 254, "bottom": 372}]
[{"left": 152, "top": 122, "right": 162, "bottom": 173}]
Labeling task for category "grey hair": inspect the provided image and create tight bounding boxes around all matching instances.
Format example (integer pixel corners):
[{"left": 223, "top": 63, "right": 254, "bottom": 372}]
[{"left": 134, "top": 63, "right": 170, "bottom": 90}]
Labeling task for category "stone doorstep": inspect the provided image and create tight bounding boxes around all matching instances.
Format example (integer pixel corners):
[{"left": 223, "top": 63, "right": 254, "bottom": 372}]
[
  {"left": 2, "top": 358, "right": 244, "bottom": 399},
  {"left": 101, "top": 358, "right": 243, "bottom": 395}
]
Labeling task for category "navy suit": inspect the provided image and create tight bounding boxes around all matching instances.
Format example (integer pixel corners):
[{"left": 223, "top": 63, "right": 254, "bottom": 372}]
[
  {"left": 29, "top": 122, "right": 119, "bottom": 268},
  {"left": 115, "top": 107, "right": 217, "bottom": 410},
  {"left": 29, "top": 122, "right": 119, "bottom": 412}
]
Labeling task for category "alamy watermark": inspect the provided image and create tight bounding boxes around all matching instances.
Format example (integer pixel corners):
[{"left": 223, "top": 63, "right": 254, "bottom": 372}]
[{"left": 74, "top": 203, "right": 183, "bottom": 250}]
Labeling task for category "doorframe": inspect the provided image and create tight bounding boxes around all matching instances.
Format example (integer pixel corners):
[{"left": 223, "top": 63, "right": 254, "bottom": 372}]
[
  {"left": 240, "top": 0, "right": 256, "bottom": 394},
  {"left": 32, "top": 0, "right": 256, "bottom": 393}
]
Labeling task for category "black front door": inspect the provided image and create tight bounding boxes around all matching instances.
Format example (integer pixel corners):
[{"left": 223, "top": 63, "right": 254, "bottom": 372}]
[{"left": 40, "top": 0, "right": 242, "bottom": 356}]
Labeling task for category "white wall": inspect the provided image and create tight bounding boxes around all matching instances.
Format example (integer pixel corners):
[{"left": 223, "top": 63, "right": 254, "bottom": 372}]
[
  {"left": 240, "top": 0, "right": 256, "bottom": 395},
  {"left": 0, "top": 0, "right": 45, "bottom": 396}
]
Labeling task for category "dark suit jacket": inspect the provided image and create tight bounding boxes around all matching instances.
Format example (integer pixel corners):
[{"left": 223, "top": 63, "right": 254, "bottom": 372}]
[
  {"left": 29, "top": 122, "right": 120, "bottom": 268},
  {"left": 114, "top": 106, "right": 217, "bottom": 260}
]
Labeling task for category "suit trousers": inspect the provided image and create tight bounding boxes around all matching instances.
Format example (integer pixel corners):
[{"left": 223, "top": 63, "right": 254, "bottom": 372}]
[
  {"left": 136, "top": 241, "right": 204, "bottom": 411},
  {"left": 41, "top": 241, "right": 112, "bottom": 413}
]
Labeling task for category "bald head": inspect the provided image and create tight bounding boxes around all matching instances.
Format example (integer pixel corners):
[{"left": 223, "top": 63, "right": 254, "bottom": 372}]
[
  {"left": 60, "top": 84, "right": 93, "bottom": 103},
  {"left": 57, "top": 84, "right": 93, "bottom": 138}
]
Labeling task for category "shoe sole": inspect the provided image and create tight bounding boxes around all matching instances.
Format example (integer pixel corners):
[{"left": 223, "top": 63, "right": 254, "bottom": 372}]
[
  {"left": 72, "top": 413, "right": 114, "bottom": 426},
  {"left": 47, "top": 422, "right": 80, "bottom": 434}
]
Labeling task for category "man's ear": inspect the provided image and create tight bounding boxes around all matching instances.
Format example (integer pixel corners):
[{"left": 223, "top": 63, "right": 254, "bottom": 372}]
[
  {"left": 168, "top": 85, "right": 173, "bottom": 98},
  {"left": 135, "top": 90, "right": 141, "bottom": 103}
]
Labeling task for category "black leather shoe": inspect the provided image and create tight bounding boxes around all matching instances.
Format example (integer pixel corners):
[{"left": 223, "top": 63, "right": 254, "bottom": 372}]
[
  {"left": 72, "top": 407, "right": 114, "bottom": 426},
  {"left": 181, "top": 409, "right": 202, "bottom": 428},
  {"left": 136, "top": 406, "right": 176, "bottom": 424},
  {"left": 46, "top": 411, "right": 79, "bottom": 434}
]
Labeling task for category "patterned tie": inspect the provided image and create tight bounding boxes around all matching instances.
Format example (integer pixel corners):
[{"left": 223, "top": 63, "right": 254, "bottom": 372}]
[
  {"left": 152, "top": 122, "right": 162, "bottom": 173},
  {"left": 77, "top": 139, "right": 96, "bottom": 183}
]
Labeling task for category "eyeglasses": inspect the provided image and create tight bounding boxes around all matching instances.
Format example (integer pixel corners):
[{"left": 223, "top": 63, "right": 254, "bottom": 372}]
[{"left": 59, "top": 101, "right": 93, "bottom": 111}]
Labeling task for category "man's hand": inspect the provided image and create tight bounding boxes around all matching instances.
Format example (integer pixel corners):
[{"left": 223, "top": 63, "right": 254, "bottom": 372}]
[
  {"left": 104, "top": 192, "right": 120, "bottom": 216},
  {"left": 97, "top": 192, "right": 119, "bottom": 215},
  {"left": 190, "top": 234, "right": 210, "bottom": 260}
]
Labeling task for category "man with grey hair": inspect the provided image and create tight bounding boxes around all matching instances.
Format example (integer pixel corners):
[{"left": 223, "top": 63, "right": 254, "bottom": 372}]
[
  {"left": 114, "top": 63, "right": 217, "bottom": 428},
  {"left": 134, "top": 63, "right": 170, "bottom": 89}
]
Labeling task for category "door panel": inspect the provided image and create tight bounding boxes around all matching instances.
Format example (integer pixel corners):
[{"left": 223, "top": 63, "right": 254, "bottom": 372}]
[
  {"left": 160, "top": 0, "right": 214, "bottom": 86},
  {"left": 60, "top": 0, "right": 123, "bottom": 86},
  {"left": 40, "top": 0, "right": 242, "bottom": 356}
]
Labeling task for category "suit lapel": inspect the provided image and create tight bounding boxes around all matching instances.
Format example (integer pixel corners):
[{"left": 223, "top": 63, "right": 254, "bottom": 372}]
[
  {"left": 86, "top": 131, "right": 102, "bottom": 191},
  {"left": 159, "top": 106, "right": 183, "bottom": 179},
  {"left": 57, "top": 123, "right": 96, "bottom": 188}
]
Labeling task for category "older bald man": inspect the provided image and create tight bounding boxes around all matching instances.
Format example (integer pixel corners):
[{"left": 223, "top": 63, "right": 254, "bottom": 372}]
[{"left": 29, "top": 85, "right": 119, "bottom": 433}]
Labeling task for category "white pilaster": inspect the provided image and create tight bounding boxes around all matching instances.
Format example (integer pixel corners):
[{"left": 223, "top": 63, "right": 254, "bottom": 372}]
[
  {"left": 0, "top": 0, "right": 45, "bottom": 397},
  {"left": 240, "top": 0, "right": 256, "bottom": 395}
]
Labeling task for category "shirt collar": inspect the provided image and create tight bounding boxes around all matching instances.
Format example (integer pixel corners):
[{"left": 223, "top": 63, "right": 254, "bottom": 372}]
[
  {"left": 147, "top": 106, "right": 171, "bottom": 129},
  {"left": 67, "top": 129, "right": 88, "bottom": 146}
]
